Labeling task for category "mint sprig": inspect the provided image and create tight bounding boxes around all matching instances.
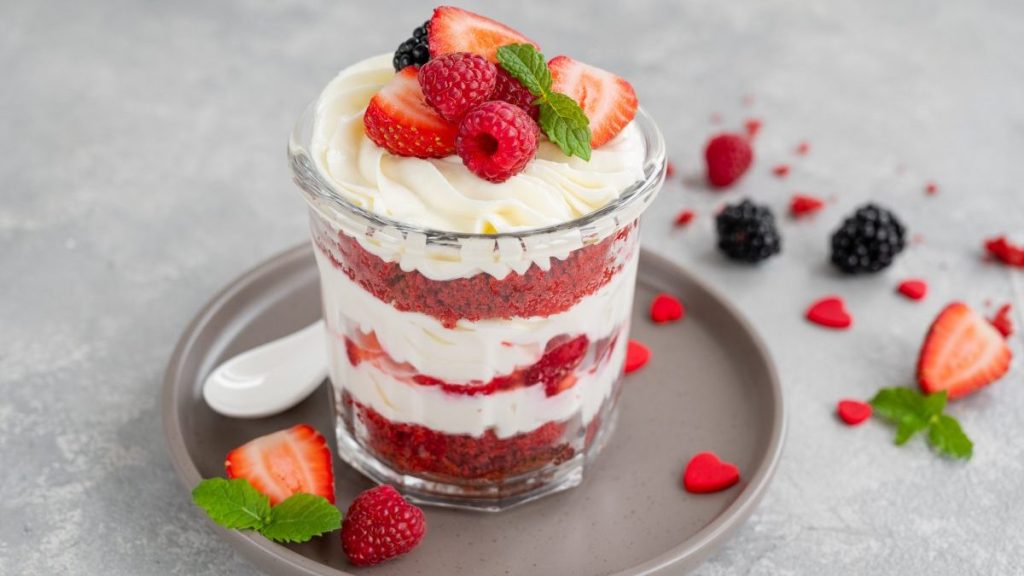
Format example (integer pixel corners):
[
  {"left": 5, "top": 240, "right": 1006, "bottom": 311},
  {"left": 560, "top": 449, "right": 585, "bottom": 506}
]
[
  {"left": 192, "top": 478, "right": 341, "bottom": 543},
  {"left": 869, "top": 388, "right": 973, "bottom": 459},
  {"left": 496, "top": 44, "right": 592, "bottom": 161}
]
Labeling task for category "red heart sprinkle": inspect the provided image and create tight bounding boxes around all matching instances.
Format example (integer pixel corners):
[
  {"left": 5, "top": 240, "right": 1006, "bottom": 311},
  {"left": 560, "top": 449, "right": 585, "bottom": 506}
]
[
  {"left": 772, "top": 164, "right": 791, "bottom": 178},
  {"left": 683, "top": 452, "right": 740, "bottom": 494},
  {"left": 674, "top": 209, "right": 696, "bottom": 227},
  {"left": 650, "top": 293, "right": 685, "bottom": 324},
  {"left": 990, "top": 304, "right": 1014, "bottom": 338},
  {"left": 624, "top": 340, "right": 650, "bottom": 374},
  {"left": 806, "top": 296, "right": 852, "bottom": 329},
  {"left": 897, "top": 279, "right": 928, "bottom": 301},
  {"left": 790, "top": 194, "right": 825, "bottom": 218},
  {"left": 836, "top": 399, "right": 872, "bottom": 425}
]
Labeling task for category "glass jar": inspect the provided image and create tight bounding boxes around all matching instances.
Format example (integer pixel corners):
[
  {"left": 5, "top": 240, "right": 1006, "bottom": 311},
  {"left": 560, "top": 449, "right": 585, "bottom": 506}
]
[{"left": 289, "top": 105, "right": 665, "bottom": 511}]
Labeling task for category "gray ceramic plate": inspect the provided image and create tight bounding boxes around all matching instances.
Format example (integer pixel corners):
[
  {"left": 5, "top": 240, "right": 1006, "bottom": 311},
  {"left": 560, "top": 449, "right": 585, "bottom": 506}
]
[{"left": 162, "top": 244, "right": 785, "bottom": 575}]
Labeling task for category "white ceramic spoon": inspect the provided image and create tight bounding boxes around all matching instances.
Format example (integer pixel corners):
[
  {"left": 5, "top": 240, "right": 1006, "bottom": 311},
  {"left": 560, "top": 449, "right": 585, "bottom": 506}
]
[{"left": 202, "top": 320, "right": 328, "bottom": 418}]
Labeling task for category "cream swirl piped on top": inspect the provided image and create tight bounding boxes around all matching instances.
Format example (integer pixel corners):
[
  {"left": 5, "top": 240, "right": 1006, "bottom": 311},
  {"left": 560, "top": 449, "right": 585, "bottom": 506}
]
[{"left": 310, "top": 54, "right": 646, "bottom": 235}]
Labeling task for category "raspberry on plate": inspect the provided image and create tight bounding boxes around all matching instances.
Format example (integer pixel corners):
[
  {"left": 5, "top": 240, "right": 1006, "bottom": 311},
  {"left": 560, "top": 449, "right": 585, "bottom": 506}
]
[
  {"left": 549, "top": 55, "right": 638, "bottom": 147},
  {"left": 704, "top": 133, "right": 753, "bottom": 188},
  {"left": 363, "top": 67, "right": 458, "bottom": 158},
  {"left": 418, "top": 52, "right": 497, "bottom": 122},
  {"left": 456, "top": 101, "right": 539, "bottom": 183},
  {"left": 492, "top": 67, "right": 539, "bottom": 120},
  {"left": 341, "top": 485, "right": 426, "bottom": 567}
]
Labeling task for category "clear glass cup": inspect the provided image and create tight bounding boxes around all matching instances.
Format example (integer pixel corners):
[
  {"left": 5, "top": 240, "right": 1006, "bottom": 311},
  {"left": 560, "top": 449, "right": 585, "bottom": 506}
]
[{"left": 289, "top": 104, "right": 665, "bottom": 511}]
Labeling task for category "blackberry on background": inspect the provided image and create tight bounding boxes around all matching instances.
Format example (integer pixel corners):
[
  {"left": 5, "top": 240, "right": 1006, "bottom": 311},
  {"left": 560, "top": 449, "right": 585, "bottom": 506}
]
[
  {"left": 716, "top": 199, "right": 782, "bottom": 263},
  {"left": 393, "top": 21, "right": 430, "bottom": 71},
  {"left": 830, "top": 203, "right": 906, "bottom": 274}
]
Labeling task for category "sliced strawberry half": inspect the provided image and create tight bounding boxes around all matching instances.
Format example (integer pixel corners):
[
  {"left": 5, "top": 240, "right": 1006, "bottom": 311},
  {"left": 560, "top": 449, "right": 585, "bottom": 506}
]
[
  {"left": 549, "top": 56, "right": 638, "bottom": 148},
  {"left": 428, "top": 6, "right": 538, "bottom": 63},
  {"left": 917, "top": 302, "right": 1012, "bottom": 400},
  {"left": 363, "top": 66, "right": 457, "bottom": 158},
  {"left": 225, "top": 424, "right": 335, "bottom": 505}
]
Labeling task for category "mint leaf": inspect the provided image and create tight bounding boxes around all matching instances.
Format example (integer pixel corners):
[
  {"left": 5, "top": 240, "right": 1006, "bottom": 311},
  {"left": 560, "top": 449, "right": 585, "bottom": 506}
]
[
  {"left": 261, "top": 493, "right": 342, "bottom": 543},
  {"left": 921, "top": 390, "right": 948, "bottom": 418},
  {"left": 192, "top": 478, "right": 271, "bottom": 531},
  {"left": 539, "top": 93, "right": 592, "bottom": 161},
  {"left": 870, "top": 387, "right": 931, "bottom": 443},
  {"left": 496, "top": 44, "right": 550, "bottom": 96},
  {"left": 928, "top": 414, "right": 973, "bottom": 459}
]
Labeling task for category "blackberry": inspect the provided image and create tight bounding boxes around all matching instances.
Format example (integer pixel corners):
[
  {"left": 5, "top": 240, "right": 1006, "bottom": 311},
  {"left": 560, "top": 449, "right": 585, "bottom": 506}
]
[
  {"left": 715, "top": 199, "right": 782, "bottom": 263},
  {"left": 393, "top": 21, "right": 430, "bottom": 71},
  {"left": 830, "top": 203, "right": 906, "bottom": 274}
]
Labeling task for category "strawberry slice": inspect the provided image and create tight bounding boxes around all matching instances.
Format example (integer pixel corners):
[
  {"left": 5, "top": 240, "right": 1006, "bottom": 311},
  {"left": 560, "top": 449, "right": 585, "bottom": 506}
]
[
  {"left": 428, "top": 6, "right": 538, "bottom": 63},
  {"left": 917, "top": 302, "right": 1012, "bottom": 400},
  {"left": 363, "top": 67, "right": 457, "bottom": 158},
  {"left": 225, "top": 424, "right": 335, "bottom": 505},
  {"left": 549, "top": 56, "right": 638, "bottom": 147}
]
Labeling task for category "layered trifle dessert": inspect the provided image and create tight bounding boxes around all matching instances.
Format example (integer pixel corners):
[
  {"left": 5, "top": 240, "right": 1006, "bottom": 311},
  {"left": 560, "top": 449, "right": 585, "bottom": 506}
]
[{"left": 290, "top": 6, "right": 665, "bottom": 509}]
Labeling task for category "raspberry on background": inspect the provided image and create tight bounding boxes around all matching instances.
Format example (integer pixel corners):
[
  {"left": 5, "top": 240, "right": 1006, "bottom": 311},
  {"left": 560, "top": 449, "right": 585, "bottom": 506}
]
[{"left": 705, "top": 133, "right": 753, "bottom": 188}]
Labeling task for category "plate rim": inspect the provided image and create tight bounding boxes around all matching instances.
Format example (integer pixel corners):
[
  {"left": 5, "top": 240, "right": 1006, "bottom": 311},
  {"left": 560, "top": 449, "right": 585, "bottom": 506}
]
[{"left": 161, "top": 243, "right": 786, "bottom": 576}]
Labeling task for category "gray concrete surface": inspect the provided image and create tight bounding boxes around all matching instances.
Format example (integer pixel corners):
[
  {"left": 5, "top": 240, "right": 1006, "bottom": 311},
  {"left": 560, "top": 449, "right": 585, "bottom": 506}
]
[{"left": 2, "top": 0, "right": 1023, "bottom": 574}]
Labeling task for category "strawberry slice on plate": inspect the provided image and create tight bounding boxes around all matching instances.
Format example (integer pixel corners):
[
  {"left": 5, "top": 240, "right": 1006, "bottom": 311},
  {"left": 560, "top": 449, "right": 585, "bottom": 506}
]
[
  {"left": 549, "top": 56, "right": 638, "bottom": 147},
  {"left": 225, "top": 424, "right": 335, "bottom": 505},
  {"left": 363, "top": 66, "right": 457, "bottom": 158},
  {"left": 918, "top": 302, "right": 1012, "bottom": 400},
  {"left": 428, "top": 6, "right": 538, "bottom": 63}
]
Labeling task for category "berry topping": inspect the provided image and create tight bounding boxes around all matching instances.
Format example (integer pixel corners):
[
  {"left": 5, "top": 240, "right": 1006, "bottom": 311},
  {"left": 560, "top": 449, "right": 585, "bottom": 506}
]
[
  {"left": 990, "top": 304, "right": 1014, "bottom": 338},
  {"left": 683, "top": 452, "right": 740, "bottom": 494},
  {"left": 224, "top": 424, "right": 335, "bottom": 506},
  {"left": 456, "top": 100, "right": 539, "bottom": 183},
  {"left": 428, "top": 6, "right": 538, "bottom": 63},
  {"left": 392, "top": 20, "right": 430, "bottom": 71},
  {"left": 624, "top": 340, "right": 650, "bottom": 374},
  {"left": 789, "top": 194, "right": 825, "bottom": 218},
  {"left": 341, "top": 485, "right": 426, "bottom": 567},
  {"left": 674, "top": 209, "right": 696, "bottom": 227},
  {"left": 918, "top": 302, "right": 1012, "bottom": 400},
  {"left": 772, "top": 164, "right": 790, "bottom": 178},
  {"left": 836, "top": 399, "right": 872, "bottom": 425},
  {"left": 830, "top": 203, "right": 907, "bottom": 274},
  {"left": 650, "top": 293, "right": 685, "bottom": 324},
  {"left": 548, "top": 55, "right": 638, "bottom": 147},
  {"left": 704, "top": 133, "right": 753, "bottom": 188},
  {"left": 985, "top": 236, "right": 1024, "bottom": 267},
  {"left": 491, "top": 67, "right": 539, "bottom": 120},
  {"left": 897, "top": 279, "right": 928, "bottom": 301},
  {"left": 363, "top": 67, "right": 458, "bottom": 158},
  {"left": 715, "top": 199, "right": 781, "bottom": 263},
  {"left": 418, "top": 52, "right": 497, "bottom": 122},
  {"left": 806, "top": 296, "right": 852, "bottom": 329}
]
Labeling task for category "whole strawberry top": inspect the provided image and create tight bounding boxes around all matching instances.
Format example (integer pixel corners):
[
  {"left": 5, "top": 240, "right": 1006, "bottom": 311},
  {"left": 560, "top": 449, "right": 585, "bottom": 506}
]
[{"left": 310, "top": 6, "right": 647, "bottom": 234}]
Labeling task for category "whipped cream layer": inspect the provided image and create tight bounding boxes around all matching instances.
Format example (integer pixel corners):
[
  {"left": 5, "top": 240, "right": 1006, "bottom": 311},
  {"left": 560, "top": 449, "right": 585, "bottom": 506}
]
[
  {"left": 310, "top": 54, "right": 646, "bottom": 235},
  {"left": 331, "top": 328, "right": 627, "bottom": 438},
  {"left": 316, "top": 247, "right": 638, "bottom": 383}
]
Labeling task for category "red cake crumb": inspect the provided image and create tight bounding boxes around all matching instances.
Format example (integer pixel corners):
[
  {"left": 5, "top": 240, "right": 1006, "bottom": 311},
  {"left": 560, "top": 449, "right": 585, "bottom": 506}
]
[
  {"left": 744, "top": 118, "right": 762, "bottom": 138},
  {"left": 985, "top": 236, "right": 1024, "bottom": 267},
  {"left": 674, "top": 209, "right": 696, "bottom": 227},
  {"left": 710, "top": 112, "right": 722, "bottom": 124},
  {"left": 772, "top": 164, "right": 790, "bottom": 178},
  {"left": 789, "top": 194, "right": 825, "bottom": 218},
  {"left": 795, "top": 141, "right": 810, "bottom": 155},
  {"left": 666, "top": 160, "right": 676, "bottom": 178},
  {"left": 925, "top": 182, "right": 938, "bottom": 195},
  {"left": 990, "top": 304, "right": 1014, "bottom": 338},
  {"left": 315, "top": 222, "right": 637, "bottom": 327}
]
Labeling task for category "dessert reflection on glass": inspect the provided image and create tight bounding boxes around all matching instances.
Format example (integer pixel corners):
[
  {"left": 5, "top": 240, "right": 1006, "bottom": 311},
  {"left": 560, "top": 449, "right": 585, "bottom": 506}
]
[{"left": 289, "top": 6, "right": 664, "bottom": 510}]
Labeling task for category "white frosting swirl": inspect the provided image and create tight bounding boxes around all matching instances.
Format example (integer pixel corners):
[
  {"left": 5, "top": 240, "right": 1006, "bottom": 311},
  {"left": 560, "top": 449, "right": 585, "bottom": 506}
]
[{"left": 310, "top": 54, "right": 646, "bottom": 235}]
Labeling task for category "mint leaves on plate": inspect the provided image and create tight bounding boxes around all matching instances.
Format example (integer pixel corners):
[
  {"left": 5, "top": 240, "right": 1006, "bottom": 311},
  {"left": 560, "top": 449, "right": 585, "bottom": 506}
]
[
  {"left": 192, "top": 478, "right": 341, "bottom": 543},
  {"left": 869, "top": 388, "right": 973, "bottom": 459},
  {"left": 496, "top": 44, "right": 592, "bottom": 161}
]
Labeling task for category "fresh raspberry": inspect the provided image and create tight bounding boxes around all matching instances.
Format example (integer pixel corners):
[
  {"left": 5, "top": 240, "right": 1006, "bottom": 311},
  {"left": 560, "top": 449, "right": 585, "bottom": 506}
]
[
  {"left": 341, "top": 485, "right": 426, "bottom": 567},
  {"left": 456, "top": 101, "right": 539, "bottom": 182},
  {"left": 418, "top": 52, "right": 497, "bottom": 122},
  {"left": 704, "top": 133, "right": 753, "bottom": 188},
  {"left": 491, "top": 67, "right": 539, "bottom": 120}
]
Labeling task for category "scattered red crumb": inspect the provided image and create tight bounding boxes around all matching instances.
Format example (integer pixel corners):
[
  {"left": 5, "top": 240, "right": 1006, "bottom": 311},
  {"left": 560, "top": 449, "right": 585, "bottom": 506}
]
[
  {"left": 990, "top": 304, "right": 1014, "bottom": 338},
  {"left": 897, "top": 279, "right": 928, "bottom": 301},
  {"left": 836, "top": 399, "right": 872, "bottom": 426},
  {"left": 674, "top": 209, "right": 696, "bottom": 227},
  {"left": 985, "top": 236, "right": 1024, "bottom": 267},
  {"left": 683, "top": 452, "right": 740, "bottom": 494},
  {"left": 911, "top": 234, "right": 925, "bottom": 245},
  {"left": 772, "top": 164, "right": 791, "bottom": 178},
  {"left": 744, "top": 118, "right": 762, "bottom": 138},
  {"left": 806, "top": 296, "right": 852, "bottom": 329},
  {"left": 650, "top": 293, "right": 685, "bottom": 324},
  {"left": 741, "top": 94, "right": 754, "bottom": 107},
  {"left": 624, "top": 340, "right": 651, "bottom": 374},
  {"left": 710, "top": 112, "right": 722, "bottom": 124},
  {"left": 795, "top": 141, "right": 811, "bottom": 155},
  {"left": 666, "top": 160, "right": 676, "bottom": 178},
  {"left": 925, "top": 182, "right": 939, "bottom": 195},
  {"left": 790, "top": 194, "right": 825, "bottom": 218}
]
